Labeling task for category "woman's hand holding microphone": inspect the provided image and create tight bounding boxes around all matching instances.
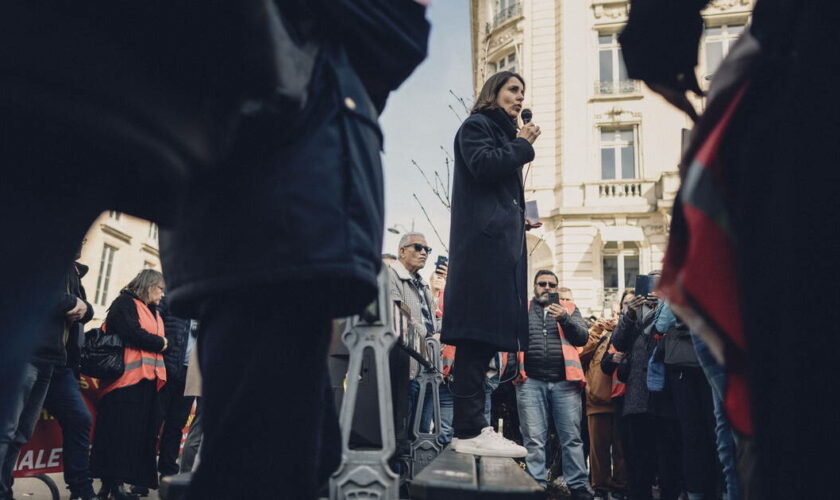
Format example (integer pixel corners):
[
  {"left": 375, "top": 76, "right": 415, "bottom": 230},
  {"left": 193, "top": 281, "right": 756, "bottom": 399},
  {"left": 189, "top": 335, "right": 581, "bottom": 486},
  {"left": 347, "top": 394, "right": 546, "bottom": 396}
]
[{"left": 517, "top": 122, "right": 541, "bottom": 144}]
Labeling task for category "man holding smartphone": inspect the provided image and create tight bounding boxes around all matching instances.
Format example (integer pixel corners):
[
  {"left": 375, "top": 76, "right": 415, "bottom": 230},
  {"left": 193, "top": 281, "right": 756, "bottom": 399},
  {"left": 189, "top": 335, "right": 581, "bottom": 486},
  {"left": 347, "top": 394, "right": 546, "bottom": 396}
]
[{"left": 515, "top": 270, "right": 593, "bottom": 499}]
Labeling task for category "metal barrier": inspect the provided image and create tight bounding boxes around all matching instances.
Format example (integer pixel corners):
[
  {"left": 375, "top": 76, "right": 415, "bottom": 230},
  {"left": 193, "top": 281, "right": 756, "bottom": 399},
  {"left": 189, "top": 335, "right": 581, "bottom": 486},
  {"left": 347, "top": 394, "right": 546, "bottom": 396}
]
[{"left": 330, "top": 270, "right": 443, "bottom": 499}]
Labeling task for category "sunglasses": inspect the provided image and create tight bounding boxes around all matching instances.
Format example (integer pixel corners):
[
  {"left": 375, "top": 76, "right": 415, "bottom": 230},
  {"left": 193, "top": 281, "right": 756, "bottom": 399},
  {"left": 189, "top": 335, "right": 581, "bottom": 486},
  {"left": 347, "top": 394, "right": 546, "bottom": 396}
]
[
  {"left": 403, "top": 243, "right": 432, "bottom": 254},
  {"left": 536, "top": 281, "right": 557, "bottom": 288}
]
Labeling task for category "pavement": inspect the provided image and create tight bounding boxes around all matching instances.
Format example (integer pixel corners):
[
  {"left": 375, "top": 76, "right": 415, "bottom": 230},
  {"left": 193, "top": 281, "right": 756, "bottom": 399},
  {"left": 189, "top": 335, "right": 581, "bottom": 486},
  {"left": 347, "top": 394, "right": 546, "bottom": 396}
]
[{"left": 12, "top": 474, "right": 162, "bottom": 500}]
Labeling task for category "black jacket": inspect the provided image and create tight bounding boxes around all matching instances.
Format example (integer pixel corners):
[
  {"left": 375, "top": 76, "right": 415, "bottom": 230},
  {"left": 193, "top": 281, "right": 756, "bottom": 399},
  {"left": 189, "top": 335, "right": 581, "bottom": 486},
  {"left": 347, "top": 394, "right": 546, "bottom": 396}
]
[
  {"left": 441, "top": 108, "right": 535, "bottom": 352},
  {"left": 33, "top": 262, "right": 94, "bottom": 366},
  {"left": 524, "top": 300, "right": 589, "bottom": 382},
  {"left": 158, "top": 298, "right": 193, "bottom": 381},
  {"left": 105, "top": 290, "right": 166, "bottom": 353},
  {"left": 160, "top": 0, "right": 430, "bottom": 318}
]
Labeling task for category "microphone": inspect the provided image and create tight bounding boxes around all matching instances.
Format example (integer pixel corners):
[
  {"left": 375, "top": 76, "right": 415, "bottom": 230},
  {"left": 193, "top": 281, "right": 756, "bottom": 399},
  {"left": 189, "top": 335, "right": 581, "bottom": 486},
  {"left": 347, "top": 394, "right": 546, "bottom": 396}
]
[{"left": 521, "top": 108, "right": 532, "bottom": 124}]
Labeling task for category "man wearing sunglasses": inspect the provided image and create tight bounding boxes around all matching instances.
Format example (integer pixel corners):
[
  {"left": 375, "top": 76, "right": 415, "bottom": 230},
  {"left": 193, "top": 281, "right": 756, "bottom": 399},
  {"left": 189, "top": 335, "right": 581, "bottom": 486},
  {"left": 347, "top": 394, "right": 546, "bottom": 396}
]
[
  {"left": 515, "top": 270, "right": 593, "bottom": 499},
  {"left": 388, "top": 233, "right": 445, "bottom": 438}
]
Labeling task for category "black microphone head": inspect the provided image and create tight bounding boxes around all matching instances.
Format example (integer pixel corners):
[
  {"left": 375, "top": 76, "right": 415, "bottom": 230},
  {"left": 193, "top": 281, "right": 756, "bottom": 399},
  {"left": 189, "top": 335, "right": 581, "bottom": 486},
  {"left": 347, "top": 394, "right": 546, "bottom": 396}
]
[{"left": 521, "top": 108, "right": 532, "bottom": 124}]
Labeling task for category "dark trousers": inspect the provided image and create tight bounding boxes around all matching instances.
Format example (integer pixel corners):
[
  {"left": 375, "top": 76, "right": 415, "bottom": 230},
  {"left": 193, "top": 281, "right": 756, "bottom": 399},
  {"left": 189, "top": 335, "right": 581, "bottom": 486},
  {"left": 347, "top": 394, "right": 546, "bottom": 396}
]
[
  {"left": 43, "top": 366, "right": 94, "bottom": 498},
  {"left": 156, "top": 373, "right": 194, "bottom": 478},
  {"left": 452, "top": 340, "right": 496, "bottom": 439},
  {"left": 668, "top": 367, "right": 719, "bottom": 497},
  {"left": 622, "top": 413, "right": 682, "bottom": 500},
  {"left": 187, "top": 293, "right": 341, "bottom": 500}
]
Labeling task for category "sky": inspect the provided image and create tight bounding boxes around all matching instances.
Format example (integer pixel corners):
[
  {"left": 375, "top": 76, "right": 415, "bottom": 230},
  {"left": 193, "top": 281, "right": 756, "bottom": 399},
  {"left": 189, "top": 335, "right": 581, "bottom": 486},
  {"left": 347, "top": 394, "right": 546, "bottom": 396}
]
[{"left": 379, "top": 1, "right": 472, "bottom": 277}]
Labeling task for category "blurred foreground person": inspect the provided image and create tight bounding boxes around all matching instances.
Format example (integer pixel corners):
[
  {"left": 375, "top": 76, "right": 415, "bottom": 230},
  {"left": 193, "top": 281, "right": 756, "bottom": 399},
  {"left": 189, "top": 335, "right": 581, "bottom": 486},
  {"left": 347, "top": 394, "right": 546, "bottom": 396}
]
[
  {"left": 91, "top": 270, "right": 168, "bottom": 499},
  {"left": 442, "top": 71, "right": 540, "bottom": 458},
  {"left": 0, "top": 2, "right": 428, "bottom": 499},
  {"left": 621, "top": 0, "right": 840, "bottom": 497},
  {"left": 159, "top": 2, "right": 430, "bottom": 498}
]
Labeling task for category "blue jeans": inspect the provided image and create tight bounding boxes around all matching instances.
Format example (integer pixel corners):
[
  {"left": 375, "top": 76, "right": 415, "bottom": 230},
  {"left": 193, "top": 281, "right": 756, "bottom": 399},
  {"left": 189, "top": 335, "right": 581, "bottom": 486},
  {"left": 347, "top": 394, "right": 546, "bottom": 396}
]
[
  {"left": 43, "top": 366, "right": 94, "bottom": 498},
  {"left": 438, "top": 379, "right": 494, "bottom": 445},
  {"left": 516, "top": 378, "right": 589, "bottom": 490},
  {"left": 0, "top": 362, "right": 54, "bottom": 499},
  {"left": 691, "top": 332, "right": 740, "bottom": 500}
]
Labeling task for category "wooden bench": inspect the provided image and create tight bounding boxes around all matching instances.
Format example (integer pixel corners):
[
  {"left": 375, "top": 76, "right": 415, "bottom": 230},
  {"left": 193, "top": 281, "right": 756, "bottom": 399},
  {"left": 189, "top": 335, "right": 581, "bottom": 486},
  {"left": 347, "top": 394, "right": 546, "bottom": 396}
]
[{"left": 409, "top": 448, "right": 542, "bottom": 500}]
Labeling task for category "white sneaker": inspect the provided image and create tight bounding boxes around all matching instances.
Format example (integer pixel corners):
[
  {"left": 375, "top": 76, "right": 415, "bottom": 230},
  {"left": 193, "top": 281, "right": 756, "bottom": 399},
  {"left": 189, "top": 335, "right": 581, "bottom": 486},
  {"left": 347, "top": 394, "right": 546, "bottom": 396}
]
[{"left": 451, "top": 427, "right": 527, "bottom": 458}]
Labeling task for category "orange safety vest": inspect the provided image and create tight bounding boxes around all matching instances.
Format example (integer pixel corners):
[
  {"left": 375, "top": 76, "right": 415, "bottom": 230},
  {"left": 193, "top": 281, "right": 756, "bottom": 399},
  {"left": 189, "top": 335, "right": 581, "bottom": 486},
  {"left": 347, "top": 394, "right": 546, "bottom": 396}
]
[
  {"left": 100, "top": 298, "right": 167, "bottom": 397},
  {"left": 517, "top": 301, "right": 586, "bottom": 386}
]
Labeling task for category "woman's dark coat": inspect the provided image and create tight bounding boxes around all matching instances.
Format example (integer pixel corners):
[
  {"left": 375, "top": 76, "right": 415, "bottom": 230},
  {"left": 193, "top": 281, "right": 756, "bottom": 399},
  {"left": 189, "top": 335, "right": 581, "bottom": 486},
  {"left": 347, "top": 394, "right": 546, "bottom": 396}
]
[{"left": 441, "top": 108, "right": 535, "bottom": 352}]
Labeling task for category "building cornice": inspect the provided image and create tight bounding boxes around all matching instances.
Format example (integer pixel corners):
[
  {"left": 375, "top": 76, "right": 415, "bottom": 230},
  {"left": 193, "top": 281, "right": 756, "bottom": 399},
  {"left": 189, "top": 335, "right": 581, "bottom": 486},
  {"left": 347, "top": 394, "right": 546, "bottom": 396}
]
[
  {"left": 100, "top": 223, "right": 132, "bottom": 244},
  {"left": 141, "top": 243, "right": 160, "bottom": 257}
]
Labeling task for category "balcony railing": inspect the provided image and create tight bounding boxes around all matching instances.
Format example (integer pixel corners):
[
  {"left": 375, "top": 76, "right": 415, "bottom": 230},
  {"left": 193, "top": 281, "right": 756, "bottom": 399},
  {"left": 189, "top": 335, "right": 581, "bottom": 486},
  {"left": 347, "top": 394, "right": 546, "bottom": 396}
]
[
  {"left": 599, "top": 181, "right": 644, "bottom": 198},
  {"left": 493, "top": 2, "right": 522, "bottom": 29},
  {"left": 594, "top": 80, "right": 640, "bottom": 96}
]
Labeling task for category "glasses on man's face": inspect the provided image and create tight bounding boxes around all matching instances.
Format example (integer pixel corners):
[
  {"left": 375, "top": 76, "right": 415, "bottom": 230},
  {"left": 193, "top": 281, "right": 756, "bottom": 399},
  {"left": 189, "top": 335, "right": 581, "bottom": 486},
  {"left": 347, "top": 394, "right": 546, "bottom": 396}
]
[
  {"left": 404, "top": 243, "right": 432, "bottom": 254},
  {"left": 536, "top": 281, "right": 557, "bottom": 289}
]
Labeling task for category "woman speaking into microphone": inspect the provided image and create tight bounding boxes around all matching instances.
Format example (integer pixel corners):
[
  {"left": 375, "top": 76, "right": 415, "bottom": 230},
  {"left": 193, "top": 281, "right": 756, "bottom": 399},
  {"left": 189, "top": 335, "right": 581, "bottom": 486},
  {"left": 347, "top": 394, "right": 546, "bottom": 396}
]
[{"left": 441, "top": 71, "right": 540, "bottom": 457}]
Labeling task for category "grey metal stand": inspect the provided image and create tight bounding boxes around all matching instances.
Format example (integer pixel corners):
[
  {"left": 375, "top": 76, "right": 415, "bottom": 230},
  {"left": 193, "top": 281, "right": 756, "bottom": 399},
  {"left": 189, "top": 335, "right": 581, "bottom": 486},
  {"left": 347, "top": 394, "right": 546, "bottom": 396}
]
[
  {"left": 330, "top": 271, "right": 400, "bottom": 500},
  {"left": 409, "top": 336, "right": 443, "bottom": 478}
]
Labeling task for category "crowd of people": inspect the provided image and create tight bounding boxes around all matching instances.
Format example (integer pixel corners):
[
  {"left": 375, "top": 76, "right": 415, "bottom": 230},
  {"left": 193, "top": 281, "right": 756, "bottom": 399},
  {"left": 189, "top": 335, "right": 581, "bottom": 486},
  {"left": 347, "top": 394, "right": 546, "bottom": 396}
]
[
  {"left": 0, "top": 266, "right": 202, "bottom": 500},
  {"left": 0, "top": 0, "right": 835, "bottom": 499},
  {"left": 387, "top": 230, "right": 736, "bottom": 500}
]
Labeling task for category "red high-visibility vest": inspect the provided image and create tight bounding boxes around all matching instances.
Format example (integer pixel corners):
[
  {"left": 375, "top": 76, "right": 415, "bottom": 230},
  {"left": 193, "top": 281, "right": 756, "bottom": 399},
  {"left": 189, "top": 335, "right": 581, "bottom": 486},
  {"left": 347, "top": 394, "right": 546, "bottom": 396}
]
[
  {"left": 517, "top": 301, "right": 586, "bottom": 386},
  {"left": 100, "top": 298, "right": 167, "bottom": 396}
]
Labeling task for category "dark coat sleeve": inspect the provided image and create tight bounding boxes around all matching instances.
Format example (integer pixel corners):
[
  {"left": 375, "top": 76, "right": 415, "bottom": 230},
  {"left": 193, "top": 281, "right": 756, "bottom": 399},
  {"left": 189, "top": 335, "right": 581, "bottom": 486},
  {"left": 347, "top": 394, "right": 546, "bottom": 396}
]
[
  {"left": 600, "top": 352, "right": 618, "bottom": 376},
  {"left": 458, "top": 118, "right": 535, "bottom": 183},
  {"left": 611, "top": 312, "right": 638, "bottom": 352},
  {"left": 558, "top": 307, "right": 589, "bottom": 347},
  {"left": 106, "top": 295, "right": 165, "bottom": 352}
]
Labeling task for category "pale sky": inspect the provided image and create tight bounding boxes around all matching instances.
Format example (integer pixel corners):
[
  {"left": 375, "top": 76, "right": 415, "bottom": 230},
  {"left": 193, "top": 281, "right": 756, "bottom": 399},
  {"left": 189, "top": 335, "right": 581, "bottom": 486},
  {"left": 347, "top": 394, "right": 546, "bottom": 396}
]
[{"left": 379, "top": 0, "right": 472, "bottom": 279}]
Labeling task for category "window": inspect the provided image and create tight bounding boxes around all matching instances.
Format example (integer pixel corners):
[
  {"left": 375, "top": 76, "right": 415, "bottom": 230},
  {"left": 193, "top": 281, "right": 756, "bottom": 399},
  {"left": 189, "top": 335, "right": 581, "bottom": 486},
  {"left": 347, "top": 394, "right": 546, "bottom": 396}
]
[
  {"left": 495, "top": 52, "right": 518, "bottom": 74},
  {"left": 94, "top": 244, "right": 117, "bottom": 306},
  {"left": 704, "top": 24, "right": 744, "bottom": 77},
  {"left": 597, "top": 33, "right": 634, "bottom": 94},
  {"left": 108, "top": 210, "right": 121, "bottom": 221},
  {"left": 493, "top": 0, "right": 521, "bottom": 28},
  {"left": 600, "top": 128, "right": 637, "bottom": 180},
  {"left": 148, "top": 222, "right": 159, "bottom": 240},
  {"left": 602, "top": 241, "right": 640, "bottom": 296}
]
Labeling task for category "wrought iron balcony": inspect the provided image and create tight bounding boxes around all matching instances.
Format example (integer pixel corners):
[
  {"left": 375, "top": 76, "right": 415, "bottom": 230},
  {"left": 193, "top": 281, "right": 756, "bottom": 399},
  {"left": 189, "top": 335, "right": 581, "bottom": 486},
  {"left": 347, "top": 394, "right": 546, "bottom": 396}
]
[
  {"left": 493, "top": 2, "right": 522, "bottom": 29},
  {"left": 594, "top": 80, "right": 641, "bottom": 96}
]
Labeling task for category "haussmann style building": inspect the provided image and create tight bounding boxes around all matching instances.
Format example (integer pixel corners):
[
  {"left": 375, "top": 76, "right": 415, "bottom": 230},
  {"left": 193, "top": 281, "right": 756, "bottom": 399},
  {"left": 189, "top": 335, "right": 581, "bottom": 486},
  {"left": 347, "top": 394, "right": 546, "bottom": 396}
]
[{"left": 470, "top": 0, "right": 753, "bottom": 315}]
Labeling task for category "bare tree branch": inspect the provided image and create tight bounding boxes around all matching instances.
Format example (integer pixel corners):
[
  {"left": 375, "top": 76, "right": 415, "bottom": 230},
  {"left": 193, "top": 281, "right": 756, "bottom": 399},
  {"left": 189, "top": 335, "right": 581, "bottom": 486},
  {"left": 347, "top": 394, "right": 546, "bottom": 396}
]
[
  {"left": 447, "top": 104, "right": 464, "bottom": 123},
  {"left": 411, "top": 160, "right": 450, "bottom": 210},
  {"left": 413, "top": 194, "right": 449, "bottom": 253},
  {"left": 449, "top": 89, "right": 472, "bottom": 115}
]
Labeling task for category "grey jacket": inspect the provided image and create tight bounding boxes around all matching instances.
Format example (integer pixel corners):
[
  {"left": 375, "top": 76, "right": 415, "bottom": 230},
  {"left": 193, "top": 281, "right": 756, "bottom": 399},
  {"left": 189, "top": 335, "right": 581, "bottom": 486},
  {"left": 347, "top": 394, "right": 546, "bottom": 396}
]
[{"left": 388, "top": 261, "right": 440, "bottom": 379}]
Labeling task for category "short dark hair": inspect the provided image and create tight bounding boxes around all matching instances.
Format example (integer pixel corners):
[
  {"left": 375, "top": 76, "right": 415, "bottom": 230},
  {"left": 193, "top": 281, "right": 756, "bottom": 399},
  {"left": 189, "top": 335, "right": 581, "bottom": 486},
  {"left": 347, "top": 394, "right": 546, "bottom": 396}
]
[
  {"left": 533, "top": 269, "right": 557, "bottom": 284},
  {"left": 471, "top": 71, "right": 526, "bottom": 115}
]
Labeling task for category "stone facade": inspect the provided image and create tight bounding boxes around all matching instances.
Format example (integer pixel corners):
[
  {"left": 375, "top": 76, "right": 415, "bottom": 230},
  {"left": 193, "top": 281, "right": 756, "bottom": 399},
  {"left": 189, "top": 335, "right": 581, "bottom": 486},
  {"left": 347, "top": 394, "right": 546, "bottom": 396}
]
[
  {"left": 78, "top": 211, "right": 161, "bottom": 324},
  {"left": 470, "top": 0, "right": 753, "bottom": 315}
]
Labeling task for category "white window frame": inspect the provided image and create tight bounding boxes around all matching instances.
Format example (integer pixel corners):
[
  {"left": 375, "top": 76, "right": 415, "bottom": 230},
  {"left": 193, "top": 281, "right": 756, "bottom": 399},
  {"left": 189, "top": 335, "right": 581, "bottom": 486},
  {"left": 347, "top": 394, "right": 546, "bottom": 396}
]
[
  {"left": 596, "top": 33, "right": 633, "bottom": 95},
  {"left": 599, "top": 127, "right": 638, "bottom": 180},
  {"left": 702, "top": 23, "right": 745, "bottom": 78},
  {"left": 602, "top": 242, "right": 640, "bottom": 294},
  {"left": 94, "top": 244, "right": 117, "bottom": 306}
]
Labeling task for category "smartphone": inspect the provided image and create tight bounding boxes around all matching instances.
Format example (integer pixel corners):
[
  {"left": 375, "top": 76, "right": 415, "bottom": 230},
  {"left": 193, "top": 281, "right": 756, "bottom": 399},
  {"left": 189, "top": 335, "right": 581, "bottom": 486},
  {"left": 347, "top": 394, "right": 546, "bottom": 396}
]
[
  {"left": 547, "top": 292, "right": 560, "bottom": 305},
  {"left": 634, "top": 275, "right": 660, "bottom": 297},
  {"left": 634, "top": 275, "right": 653, "bottom": 297},
  {"left": 435, "top": 255, "right": 448, "bottom": 272}
]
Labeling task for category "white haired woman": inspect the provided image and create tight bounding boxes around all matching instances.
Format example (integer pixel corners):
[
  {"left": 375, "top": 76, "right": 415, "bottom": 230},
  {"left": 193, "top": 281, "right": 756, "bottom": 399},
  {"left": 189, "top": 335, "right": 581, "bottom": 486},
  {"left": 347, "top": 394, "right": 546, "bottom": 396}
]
[{"left": 91, "top": 269, "right": 168, "bottom": 500}]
